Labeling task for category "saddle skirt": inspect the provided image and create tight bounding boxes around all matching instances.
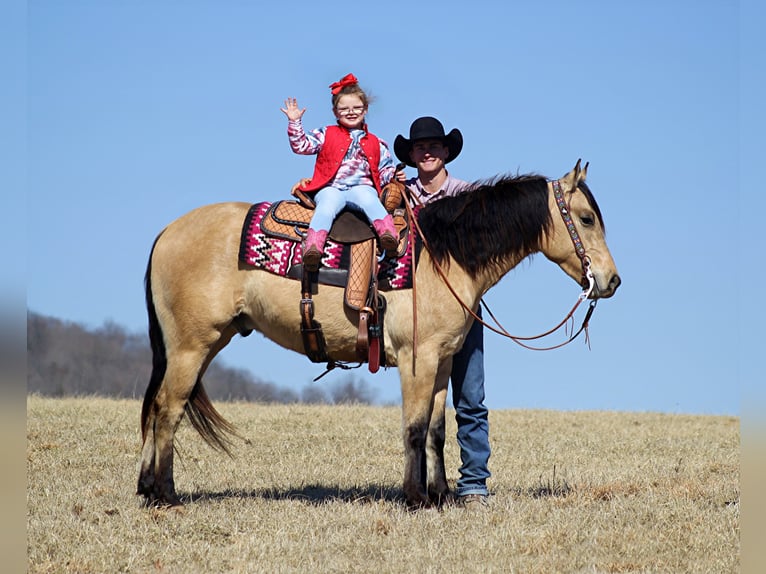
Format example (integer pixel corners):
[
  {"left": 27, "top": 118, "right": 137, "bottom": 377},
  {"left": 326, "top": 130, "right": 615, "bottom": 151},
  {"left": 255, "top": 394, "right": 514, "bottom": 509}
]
[{"left": 239, "top": 201, "right": 416, "bottom": 297}]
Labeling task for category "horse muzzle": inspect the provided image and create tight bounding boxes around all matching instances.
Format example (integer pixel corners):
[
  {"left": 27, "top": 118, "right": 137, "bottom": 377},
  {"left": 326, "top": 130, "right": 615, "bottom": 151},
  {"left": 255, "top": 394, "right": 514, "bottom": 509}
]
[{"left": 587, "top": 272, "right": 621, "bottom": 299}]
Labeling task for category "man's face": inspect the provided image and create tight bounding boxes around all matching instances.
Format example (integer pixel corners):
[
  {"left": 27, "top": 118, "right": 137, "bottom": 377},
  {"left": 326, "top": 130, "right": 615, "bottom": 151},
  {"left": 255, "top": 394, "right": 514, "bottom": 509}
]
[{"left": 409, "top": 138, "right": 449, "bottom": 174}]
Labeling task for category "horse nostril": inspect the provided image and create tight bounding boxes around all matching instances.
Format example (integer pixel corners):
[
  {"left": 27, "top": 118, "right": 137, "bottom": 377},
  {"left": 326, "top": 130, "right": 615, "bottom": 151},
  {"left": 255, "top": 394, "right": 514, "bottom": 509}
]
[{"left": 610, "top": 275, "right": 622, "bottom": 291}]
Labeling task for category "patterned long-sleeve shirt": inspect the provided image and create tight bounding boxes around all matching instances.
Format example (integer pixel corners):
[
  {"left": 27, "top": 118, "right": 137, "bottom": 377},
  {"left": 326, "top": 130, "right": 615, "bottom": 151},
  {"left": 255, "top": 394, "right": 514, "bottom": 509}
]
[{"left": 288, "top": 119, "right": 395, "bottom": 189}]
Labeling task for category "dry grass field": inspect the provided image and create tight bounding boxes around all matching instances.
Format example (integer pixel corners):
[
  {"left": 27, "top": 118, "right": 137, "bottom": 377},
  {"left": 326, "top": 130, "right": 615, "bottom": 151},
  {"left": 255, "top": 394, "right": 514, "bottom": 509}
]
[{"left": 27, "top": 395, "right": 739, "bottom": 573}]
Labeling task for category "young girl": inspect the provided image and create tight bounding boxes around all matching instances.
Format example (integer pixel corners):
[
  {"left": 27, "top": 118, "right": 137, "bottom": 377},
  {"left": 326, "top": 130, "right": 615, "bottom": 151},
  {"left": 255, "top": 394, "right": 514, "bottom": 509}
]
[{"left": 281, "top": 73, "right": 399, "bottom": 271}]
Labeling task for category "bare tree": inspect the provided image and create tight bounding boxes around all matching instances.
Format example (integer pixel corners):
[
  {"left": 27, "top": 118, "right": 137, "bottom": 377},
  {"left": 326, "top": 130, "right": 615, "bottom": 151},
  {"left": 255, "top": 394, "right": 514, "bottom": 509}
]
[
  {"left": 329, "top": 377, "right": 377, "bottom": 405},
  {"left": 26, "top": 312, "right": 375, "bottom": 405}
]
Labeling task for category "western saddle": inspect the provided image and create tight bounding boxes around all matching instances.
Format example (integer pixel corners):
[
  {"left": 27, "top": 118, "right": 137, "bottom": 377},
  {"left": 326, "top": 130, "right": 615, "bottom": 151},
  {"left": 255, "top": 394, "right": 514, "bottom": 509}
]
[{"left": 258, "top": 179, "right": 409, "bottom": 374}]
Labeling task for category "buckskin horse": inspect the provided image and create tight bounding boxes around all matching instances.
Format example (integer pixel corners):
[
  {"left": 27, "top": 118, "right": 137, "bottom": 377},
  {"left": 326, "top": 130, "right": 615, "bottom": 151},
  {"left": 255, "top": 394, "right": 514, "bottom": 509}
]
[{"left": 137, "top": 160, "right": 621, "bottom": 508}]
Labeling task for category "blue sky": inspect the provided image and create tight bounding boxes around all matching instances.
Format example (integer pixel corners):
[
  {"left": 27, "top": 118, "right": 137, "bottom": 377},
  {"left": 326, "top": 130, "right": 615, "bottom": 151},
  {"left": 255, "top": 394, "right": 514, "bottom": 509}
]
[{"left": 12, "top": 1, "right": 763, "bottom": 415}]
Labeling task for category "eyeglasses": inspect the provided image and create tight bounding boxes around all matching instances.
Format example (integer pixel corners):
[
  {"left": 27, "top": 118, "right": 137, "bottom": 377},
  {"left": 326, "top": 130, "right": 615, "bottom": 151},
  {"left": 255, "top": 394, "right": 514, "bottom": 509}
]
[{"left": 335, "top": 106, "right": 365, "bottom": 115}]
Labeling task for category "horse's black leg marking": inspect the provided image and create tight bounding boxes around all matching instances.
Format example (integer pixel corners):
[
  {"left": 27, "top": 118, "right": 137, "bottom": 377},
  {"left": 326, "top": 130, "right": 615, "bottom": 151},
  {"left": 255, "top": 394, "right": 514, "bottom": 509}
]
[{"left": 403, "top": 418, "right": 431, "bottom": 508}]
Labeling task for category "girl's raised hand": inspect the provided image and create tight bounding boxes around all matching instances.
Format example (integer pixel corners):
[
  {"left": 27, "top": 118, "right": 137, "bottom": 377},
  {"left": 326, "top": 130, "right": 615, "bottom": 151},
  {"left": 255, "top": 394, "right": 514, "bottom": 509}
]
[{"left": 280, "top": 97, "right": 306, "bottom": 121}]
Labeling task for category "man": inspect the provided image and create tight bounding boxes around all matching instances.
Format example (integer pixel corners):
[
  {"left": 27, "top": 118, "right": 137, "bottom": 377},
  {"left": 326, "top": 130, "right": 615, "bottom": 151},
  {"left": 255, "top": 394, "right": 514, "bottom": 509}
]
[{"left": 394, "top": 116, "right": 490, "bottom": 508}]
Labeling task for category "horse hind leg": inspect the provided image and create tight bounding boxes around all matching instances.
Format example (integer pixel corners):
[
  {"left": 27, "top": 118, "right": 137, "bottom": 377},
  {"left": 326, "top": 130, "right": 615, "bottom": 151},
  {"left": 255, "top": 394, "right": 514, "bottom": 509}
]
[
  {"left": 138, "top": 347, "right": 209, "bottom": 507},
  {"left": 138, "top": 223, "right": 242, "bottom": 507},
  {"left": 137, "top": 393, "right": 159, "bottom": 500}
]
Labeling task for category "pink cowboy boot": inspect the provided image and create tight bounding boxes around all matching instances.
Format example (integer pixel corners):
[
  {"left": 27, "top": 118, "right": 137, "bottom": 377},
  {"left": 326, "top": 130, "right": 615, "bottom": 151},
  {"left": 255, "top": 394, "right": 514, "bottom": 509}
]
[
  {"left": 302, "top": 228, "right": 328, "bottom": 272},
  {"left": 373, "top": 215, "right": 399, "bottom": 257}
]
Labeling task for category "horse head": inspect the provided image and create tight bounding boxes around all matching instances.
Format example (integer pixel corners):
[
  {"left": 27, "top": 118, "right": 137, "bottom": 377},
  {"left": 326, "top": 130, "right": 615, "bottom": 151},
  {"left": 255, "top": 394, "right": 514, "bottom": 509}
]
[{"left": 542, "top": 160, "right": 621, "bottom": 299}]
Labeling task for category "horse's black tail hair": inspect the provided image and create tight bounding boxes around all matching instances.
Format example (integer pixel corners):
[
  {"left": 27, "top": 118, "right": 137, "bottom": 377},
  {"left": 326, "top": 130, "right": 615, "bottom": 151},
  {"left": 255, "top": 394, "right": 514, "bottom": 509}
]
[
  {"left": 140, "top": 232, "right": 238, "bottom": 455},
  {"left": 140, "top": 234, "right": 167, "bottom": 442}
]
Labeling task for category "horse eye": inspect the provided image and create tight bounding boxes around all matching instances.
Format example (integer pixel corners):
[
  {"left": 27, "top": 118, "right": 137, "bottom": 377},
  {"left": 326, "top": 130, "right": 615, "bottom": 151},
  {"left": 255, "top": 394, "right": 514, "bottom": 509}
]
[{"left": 580, "top": 215, "right": 595, "bottom": 227}]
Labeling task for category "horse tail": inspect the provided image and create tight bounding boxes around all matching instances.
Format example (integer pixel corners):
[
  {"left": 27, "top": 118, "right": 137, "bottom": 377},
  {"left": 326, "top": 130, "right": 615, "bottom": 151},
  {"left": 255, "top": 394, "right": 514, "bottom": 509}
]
[
  {"left": 141, "top": 233, "right": 168, "bottom": 442},
  {"left": 141, "top": 232, "right": 239, "bottom": 454},
  {"left": 185, "top": 383, "right": 239, "bottom": 455}
]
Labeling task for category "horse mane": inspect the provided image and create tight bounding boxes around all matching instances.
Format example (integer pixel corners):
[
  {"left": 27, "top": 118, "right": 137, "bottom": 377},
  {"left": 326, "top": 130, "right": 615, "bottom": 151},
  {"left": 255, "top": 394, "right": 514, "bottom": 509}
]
[
  {"left": 418, "top": 174, "right": 604, "bottom": 279},
  {"left": 417, "top": 174, "right": 606, "bottom": 279},
  {"left": 416, "top": 174, "right": 551, "bottom": 279}
]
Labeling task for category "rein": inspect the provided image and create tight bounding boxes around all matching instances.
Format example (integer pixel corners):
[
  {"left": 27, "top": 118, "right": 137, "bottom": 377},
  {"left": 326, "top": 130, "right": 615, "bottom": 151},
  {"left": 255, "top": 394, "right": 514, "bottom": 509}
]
[{"left": 403, "top": 178, "right": 598, "bottom": 354}]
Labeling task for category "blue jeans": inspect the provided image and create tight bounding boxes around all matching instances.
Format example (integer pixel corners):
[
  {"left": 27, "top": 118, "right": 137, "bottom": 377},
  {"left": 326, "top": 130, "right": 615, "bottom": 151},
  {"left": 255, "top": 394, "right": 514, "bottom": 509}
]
[
  {"left": 309, "top": 185, "right": 388, "bottom": 231},
  {"left": 451, "top": 308, "right": 490, "bottom": 497}
]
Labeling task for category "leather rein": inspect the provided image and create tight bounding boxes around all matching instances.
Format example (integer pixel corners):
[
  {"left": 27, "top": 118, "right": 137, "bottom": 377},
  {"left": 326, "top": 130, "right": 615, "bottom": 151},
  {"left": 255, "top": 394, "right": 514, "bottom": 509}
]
[{"left": 402, "top": 177, "right": 598, "bottom": 355}]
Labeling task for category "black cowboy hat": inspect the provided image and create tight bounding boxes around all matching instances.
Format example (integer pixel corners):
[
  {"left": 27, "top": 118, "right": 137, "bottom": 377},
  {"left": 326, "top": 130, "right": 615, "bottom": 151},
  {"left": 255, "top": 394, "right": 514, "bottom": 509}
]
[{"left": 394, "top": 116, "right": 463, "bottom": 168}]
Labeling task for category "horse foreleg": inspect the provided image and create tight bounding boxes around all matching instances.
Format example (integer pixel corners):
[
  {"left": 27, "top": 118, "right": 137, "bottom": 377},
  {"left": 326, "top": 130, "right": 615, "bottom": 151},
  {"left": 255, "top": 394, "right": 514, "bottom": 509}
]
[
  {"left": 425, "top": 359, "right": 452, "bottom": 505},
  {"left": 399, "top": 356, "right": 439, "bottom": 509}
]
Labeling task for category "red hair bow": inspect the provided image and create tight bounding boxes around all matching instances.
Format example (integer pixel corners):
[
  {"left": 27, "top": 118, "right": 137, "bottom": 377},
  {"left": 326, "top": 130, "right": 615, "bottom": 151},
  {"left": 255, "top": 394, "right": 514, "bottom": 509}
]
[{"left": 329, "top": 73, "right": 359, "bottom": 94}]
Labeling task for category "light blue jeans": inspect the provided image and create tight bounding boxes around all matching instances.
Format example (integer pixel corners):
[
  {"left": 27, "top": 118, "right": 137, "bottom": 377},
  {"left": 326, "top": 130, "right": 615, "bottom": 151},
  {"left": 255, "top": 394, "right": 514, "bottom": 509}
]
[
  {"left": 451, "top": 308, "right": 491, "bottom": 497},
  {"left": 309, "top": 185, "right": 388, "bottom": 231}
]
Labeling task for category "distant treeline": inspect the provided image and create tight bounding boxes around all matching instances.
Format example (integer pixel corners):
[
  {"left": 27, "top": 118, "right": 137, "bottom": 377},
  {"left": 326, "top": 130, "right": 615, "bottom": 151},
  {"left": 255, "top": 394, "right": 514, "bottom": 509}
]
[{"left": 27, "top": 312, "right": 377, "bottom": 404}]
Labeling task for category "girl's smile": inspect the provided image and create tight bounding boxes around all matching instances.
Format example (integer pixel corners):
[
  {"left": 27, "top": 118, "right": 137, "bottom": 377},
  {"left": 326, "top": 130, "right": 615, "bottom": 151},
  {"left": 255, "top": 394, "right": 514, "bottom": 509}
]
[{"left": 334, "top": 94, "right": 367, "bottom": 129}]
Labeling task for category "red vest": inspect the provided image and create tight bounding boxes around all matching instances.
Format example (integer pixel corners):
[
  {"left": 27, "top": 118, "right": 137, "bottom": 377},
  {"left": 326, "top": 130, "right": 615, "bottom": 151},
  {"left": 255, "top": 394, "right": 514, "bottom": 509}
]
[{"left": 299, "top": 125, "right": 383, "bottom": 195}]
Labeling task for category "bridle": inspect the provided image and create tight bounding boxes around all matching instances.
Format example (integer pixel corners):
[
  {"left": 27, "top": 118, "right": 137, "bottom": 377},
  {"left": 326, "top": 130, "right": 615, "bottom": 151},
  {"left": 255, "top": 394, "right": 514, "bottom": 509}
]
[
  {"left": 552, "top": 179, "right": 592, "bottom": 285},
  {"left": 404, "top": 176, "right": 598, "bottom": 356}
]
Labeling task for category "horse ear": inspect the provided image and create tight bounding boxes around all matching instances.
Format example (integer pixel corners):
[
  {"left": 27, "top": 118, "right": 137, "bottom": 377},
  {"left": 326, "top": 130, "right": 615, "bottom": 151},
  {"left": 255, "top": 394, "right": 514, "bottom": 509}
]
[
  {"left": 571, "top": 159, "right": 589, "bottom": 186},
  {"left": 579, "top": 161, "right": 589, "bottom": 183},
  {"left": 560, "top": 159, "right": 581, "bottom": 190}
]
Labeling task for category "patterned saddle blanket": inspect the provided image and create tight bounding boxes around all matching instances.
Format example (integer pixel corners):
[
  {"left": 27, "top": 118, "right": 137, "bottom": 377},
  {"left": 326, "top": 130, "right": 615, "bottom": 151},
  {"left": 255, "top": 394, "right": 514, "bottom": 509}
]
[{"left": 239, "top": 201, "right": 416, "bottom": 292}]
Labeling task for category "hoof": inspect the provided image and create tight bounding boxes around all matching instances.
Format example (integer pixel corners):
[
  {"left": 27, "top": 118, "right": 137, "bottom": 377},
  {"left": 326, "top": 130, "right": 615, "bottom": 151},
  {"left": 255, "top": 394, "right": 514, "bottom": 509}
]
[
  {"left": 139, "top": 491, "right": 183, "bottom": 509},
  {"left": 405, "top": 493, "right": 433, "bottom": 511},
  {"left": 429, "top": 490, "right": 454, "bottom": 508}
]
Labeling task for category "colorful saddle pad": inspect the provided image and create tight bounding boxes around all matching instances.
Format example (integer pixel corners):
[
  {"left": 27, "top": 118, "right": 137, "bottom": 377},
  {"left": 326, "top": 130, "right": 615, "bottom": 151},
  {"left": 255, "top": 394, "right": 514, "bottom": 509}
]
[{"left": 239, "top": 202, "right": 415, "bottom": 291}]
